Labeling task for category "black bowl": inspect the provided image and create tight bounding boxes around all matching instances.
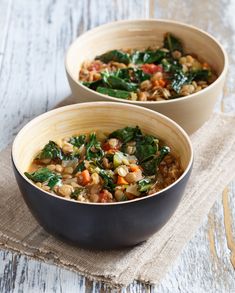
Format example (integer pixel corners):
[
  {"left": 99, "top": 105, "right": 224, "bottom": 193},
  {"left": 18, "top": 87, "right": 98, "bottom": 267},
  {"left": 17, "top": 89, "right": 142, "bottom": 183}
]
[{"left": 12, "top": 102, "right": 193, "bottom": 249}]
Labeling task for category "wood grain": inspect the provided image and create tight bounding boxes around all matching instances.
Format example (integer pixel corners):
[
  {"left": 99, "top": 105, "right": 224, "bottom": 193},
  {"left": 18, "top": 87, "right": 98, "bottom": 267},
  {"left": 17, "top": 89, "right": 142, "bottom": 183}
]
[{"left": 0, "top": 0, "right": 235, "bottom": 292}]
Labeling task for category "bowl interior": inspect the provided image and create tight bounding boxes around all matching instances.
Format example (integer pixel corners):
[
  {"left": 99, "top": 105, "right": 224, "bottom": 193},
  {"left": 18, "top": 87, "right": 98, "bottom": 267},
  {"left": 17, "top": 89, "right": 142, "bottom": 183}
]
[
  {"left": 66, "top": 20, "right": 225, "bottom": 84},
  {"left": 12, "top": 103, "right": 192, "bottom": 181}
]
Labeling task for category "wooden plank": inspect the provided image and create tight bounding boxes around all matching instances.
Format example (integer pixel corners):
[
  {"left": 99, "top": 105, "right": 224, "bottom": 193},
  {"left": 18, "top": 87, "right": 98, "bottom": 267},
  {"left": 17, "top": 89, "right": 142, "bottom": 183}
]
[{"left": 0, "top": 0, "right": 12, "bottom": 69}]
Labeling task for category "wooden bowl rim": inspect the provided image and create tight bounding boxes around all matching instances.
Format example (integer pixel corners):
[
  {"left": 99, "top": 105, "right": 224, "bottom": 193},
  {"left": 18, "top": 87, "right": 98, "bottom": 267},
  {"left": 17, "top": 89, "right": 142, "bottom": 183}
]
[
  {"left": 65, "top": 18, "right": 228, "bottom": 105},
  {"left": 12, "top": 101, "right": 194, "bottom": 206}
]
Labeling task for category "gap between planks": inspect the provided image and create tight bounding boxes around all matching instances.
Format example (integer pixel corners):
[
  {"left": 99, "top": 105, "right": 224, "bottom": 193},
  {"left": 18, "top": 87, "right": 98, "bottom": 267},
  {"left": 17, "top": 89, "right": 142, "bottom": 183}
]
[{"left": 220, "top": 83, "right": 235, "bottom": 269}]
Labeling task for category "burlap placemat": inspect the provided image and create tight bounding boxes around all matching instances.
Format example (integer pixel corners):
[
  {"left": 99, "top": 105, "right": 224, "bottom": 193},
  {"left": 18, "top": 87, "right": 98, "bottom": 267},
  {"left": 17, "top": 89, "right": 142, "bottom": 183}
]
[{"left": 0, "top": 113, "right": 235, "bottom": 288}]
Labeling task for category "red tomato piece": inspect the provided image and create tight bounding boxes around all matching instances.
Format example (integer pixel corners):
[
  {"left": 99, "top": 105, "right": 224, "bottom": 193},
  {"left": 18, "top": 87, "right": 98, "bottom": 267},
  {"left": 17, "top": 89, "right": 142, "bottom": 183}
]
[
  {"left": 99, "top": 190, "right": 109, "bottom": 203},
  {"left": 102, "top": 141, "right": 120, "bottom": 152},
  {"left": 88, "top": 62, "right": 101, "bottom": 71},
  {"left": 141, "top": 64, "right": 163, "bottom": 74}
]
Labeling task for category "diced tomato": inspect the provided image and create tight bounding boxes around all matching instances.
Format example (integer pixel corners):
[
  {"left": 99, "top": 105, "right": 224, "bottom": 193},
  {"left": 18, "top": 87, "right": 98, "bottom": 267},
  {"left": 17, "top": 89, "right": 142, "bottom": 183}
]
[
  {"left": 99, "top": 190, "right": 112, "bottom": 203},
  {"left": 141, "top": 64, "right": 163, "bottom": 74},
  {"left": 88, "top": 62, "right": 101, "bottom": 71},
  {"left": 102, "top": 141, "right": 120, "bottom": 152},
  {"left": 99, "top": 191, "right": 108, "bottom": 203},
  {"left": 78, "top": 170, "right": 91, "bottom": 186},
  {"left": 117, "top": 176, "right": 129, "bottom": 185}
]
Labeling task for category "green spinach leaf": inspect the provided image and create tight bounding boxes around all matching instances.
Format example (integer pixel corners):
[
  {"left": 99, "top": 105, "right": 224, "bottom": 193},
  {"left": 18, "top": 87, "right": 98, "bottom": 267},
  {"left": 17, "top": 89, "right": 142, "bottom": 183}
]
[
  {"left": 25, "top": 168, "right": 61, "bottom": 189},
  {"left": 70, "top": 187, "right": 85, "bottom": 200},
  {"left": 86, "top": 133, "right": 104, "bottom": 160},
  {"left": 131, "top": 50, "right": 166, "bottom": 64},
  {"left": 141, "top": 146, "right": 170, "bottom": 176},
  {"left": 191, "top": 69, "right": 211, "bottom": 80},
  {"left": 95, "top": 50, "right": 130, "bottom": 65},
  {"left": 171, "top": 70, "right": 189, "bottom": 93},
  {"left": 106, "top": 76, "right": 138, "bottom": 92},
  {"left": 164, "top": 33, "right": 183, "bottom": 53},
  {"left": 82, "top": 79, "right": 103, "bottom": 90},
  {"left": 142, "top": 50, "right": 166, "bottom": 63},
  {"left": 73, "top": 161, "right": 85, "bottom": 174},
  {"left": 99, "top": 169, "right": 115, "bottom": 192},
  {"left": 138, "top": 178, "right": 153, "bottom": 192},
  {"left": 97, "top": 86, "right": 130, "bottom": 99},
  {"left": 36, "top": 141, "right": 63, "bottom": 161},
  {"left": 69, "top": 135, "right": 86, "bottom": 148},
  {"left": 109, "top": 126, "right": 142, "bottom": 143}
]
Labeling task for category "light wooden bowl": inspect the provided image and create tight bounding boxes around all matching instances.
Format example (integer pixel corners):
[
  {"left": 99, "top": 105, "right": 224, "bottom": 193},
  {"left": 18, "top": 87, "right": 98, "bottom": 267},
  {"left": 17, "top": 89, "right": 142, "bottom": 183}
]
[
  {"left": 65, "top": 19, "right": 228, "bottom": 134},
  {"left": 12, "top": 102, "right": 193, "bottom": 249}
]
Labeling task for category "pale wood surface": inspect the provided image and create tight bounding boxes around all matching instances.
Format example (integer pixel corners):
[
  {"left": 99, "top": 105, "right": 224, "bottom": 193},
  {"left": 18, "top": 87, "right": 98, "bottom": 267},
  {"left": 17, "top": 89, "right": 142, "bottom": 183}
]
[{"left": 0, "top": 0, "right": 235, "bottom": 292}]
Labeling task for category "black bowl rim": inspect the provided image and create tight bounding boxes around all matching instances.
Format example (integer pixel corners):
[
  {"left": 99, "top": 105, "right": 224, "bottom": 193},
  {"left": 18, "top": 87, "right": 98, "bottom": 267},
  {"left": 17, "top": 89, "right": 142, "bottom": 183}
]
[
  {"left": 65, "top": 18, "right": 228, "bottom": 105},
  {"left": 12, "top": 101, "right": 194, "bottom": 206}
]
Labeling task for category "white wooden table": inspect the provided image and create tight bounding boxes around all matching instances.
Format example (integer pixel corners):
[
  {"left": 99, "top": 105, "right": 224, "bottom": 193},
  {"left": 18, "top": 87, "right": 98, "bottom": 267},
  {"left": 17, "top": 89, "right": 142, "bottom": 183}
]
[{"left": 0, "top": 1, "right": 235, "bottom": 292}]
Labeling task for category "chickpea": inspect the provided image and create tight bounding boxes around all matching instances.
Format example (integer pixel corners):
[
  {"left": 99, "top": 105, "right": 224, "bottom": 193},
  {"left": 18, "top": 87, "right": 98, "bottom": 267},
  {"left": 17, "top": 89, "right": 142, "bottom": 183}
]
[
  {"left": 179, "top": 57, "right": 187, "bottom": 65},
  {"left": 140, "top": 80, "right": 151, "bottom": 91},
  {"left": 89, "top": 194, "right": 99, "bottom": 203},
  {"left": 62, "top": 142, "right": 74, "bottom": 153},
  {"left": 126, "top": 145, "right": 136, "bottom": 155},
  {"left": 62, "top": 174, "right": 72, "bottom": 179},
  {"left": 125, "top": 172, "right": 137, "bottom": 183},
  {"left": 42, "top": 185, "right": 50, "bottom": 191},
  {"left": 70, "top": 182, "right": 80, "bottom": 188},
  {"left": 130, "top": 92, "right": 138, "bottom": 101},
  {"left": 102, "top": 157, "right": 111, "bottom": 169},
  {"left": 138, "top": 91, "right": 148, "bottom": 101},
  {"left": 63, "top": 166, "right": 74, "bottom": 174},
  {"left": 58, "top": 185, "right": 73, "bottom": 198},
  {"left": 108, "top": 138, "right": 119, "bottom": 148},
  {"left": 116, "top": 165, "right": 129, "bottom": 177},
  {"left": 47, "top": 164, "right": 56, "bottom": 171},
  {"left": 91, "top": 172, "right": 100, "bottom": 185},
  {"left": 172, "top": 50, "right": 182, "bottom": 59},
  {"left": 186, "top": 55, "right": 194, "bottom": 64},
  {"left": 36, "top": 182, "right": 42, "bottom": 188},
  {"left": 55, "top": 164, "right": 63, "bottom": 173},
  {"left": 114, "top": 189, "right": 125, "bottom": 201}
]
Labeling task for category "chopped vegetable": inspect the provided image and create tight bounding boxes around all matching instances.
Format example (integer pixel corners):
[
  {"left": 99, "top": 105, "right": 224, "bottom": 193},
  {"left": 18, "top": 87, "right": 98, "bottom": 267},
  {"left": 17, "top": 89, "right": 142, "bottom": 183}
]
[
  {"left": 141, "top": 146, "right": 170, "bottom": 176},
  {"left": 129, "top": 164, "right": 141, "bottom": 172},
  {"left": 37, "top": 141, "right": 63, "bottom": 161},
  {"left": 106, "top": 76, "right": 138, "bottom": 92},
  {"left": 99, "top": 169, "right": 115, "bottom": 192},
  {"left": 141, "top": 64, "right": 163, "bottom": 74},
  {"left": 97, "top": 87, "right": 130, "bottom": 99},
  {"left": 85, "top": 133, "right": 104, "bottom": 160},
  {"left": 135, "top": 135, "right": 158, "bottom": 162},
  {"left": 80, "top": 170, "right": 91, "bottom": 185},
  {"left": 131, "top": 50, "right": 166, "bottom": 64},
  {"left": 109, "top": 126, "right": 141, "bottom": 143},
  {"left": 138, "top": 178, "right": 153, "bottom": 192},
  {"left": 69, "top": 135, "right": 86, "bottom": 148},
  {"left": 71, "top": 187, "right": 85, "bottom": 200},
  {"left": 163, "top": 32, "right": 183, "bottom": 52},
  {"left": 117, "top": 176, "right": 129, "bottom": 185},
  {"left": 96, "top": 50, "right": 130, "bottom": 65},
  {"left": 25, "top": 168, "right": 61, "bottom": 189},
  {"left": 73, "top": 161, "right": 85, "bottom": 174}
]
